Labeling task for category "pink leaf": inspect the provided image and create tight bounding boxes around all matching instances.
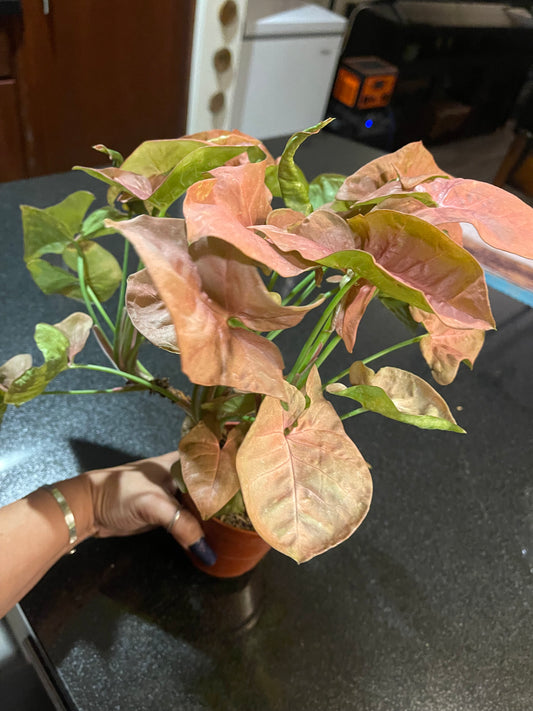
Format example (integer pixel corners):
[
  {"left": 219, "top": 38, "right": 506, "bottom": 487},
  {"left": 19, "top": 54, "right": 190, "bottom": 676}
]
[
  {"left": 346, "top": 210, "right": 495, "bottom": 331},
  {"left": 126, "top": 270, "right": 180, "bottom": 353},
  {"left": 333, "top": 280, "right": 377, "bottom": 352},
  {"left": 411, "top": 307, "right": 485, "bottom": 385},
  {"left": 108, "top": 216, "right": 287, "bottom": 398},
  {"left": 179, "top": 421, "right": 243, "bottom": 519},
  {"left": 184, "top": 161, "right": 307, "bottom": 277},
  {"left": 414, "top": 178, "right": 533, "bottom": 259},
  {"left": 337, "top": 142, "right": 448, "bottom": 202},
  {"left": 236, "top": 367, "right": 372, "bottom": 563}
]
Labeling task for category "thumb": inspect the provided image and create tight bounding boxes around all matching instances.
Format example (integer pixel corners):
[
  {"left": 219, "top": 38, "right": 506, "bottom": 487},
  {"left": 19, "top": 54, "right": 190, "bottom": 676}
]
[{"left": 142, "top": 493, "right": 217, "bottom": 567}]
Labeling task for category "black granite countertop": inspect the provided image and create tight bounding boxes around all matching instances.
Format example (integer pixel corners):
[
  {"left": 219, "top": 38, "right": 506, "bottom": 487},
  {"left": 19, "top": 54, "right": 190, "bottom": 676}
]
[{"left": 1, "top": 134, "right": 532, "bottom": 710}]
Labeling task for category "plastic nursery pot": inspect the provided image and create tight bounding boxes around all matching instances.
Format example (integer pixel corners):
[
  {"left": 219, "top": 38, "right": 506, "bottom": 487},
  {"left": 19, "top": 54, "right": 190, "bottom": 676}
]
[{"left": 183, "top": 494, "right": 271, "bottom": 579}]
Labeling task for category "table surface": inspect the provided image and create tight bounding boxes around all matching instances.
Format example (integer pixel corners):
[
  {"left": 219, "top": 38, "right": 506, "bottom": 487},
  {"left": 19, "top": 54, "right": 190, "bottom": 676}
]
[{"left": 1, "top": 133, "right": 532, "bottom": 711}]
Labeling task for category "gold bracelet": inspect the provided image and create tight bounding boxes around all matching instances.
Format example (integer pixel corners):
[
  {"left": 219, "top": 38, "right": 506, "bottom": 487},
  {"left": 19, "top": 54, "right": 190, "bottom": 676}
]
[{"left": 42, "top": 484, "right": 78, "bottom": 549}]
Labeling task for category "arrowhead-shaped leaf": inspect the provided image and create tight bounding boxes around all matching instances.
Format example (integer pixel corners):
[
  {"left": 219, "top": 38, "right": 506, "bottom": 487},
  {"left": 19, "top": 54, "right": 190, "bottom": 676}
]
[
  {"left": 333, "top": 280, "right": 376, "bottom": 352},
  {"left": 277, "top": 119, "right": 333, "bottom": 215},
  {"left": 337, "top": 141, "right": 448, "bottom": 202},
  {"left": 126, "top": 269, "right": 180, "bottom": 353},
  {"left": 328, "top": 361, "right": 464, "bottom": 432},
  {"left": 53, "top": 312, "right": 93, "bottom": 364},
  {"left": 108, "top": 216, "right": 287, "bottom": 398},
  {"left": 3, "top": 324, "right": 70, "bottom": 405},
  {"left": 191, "top": 236, "right": 323, "bottom": 331},
  {"left": 184, "top": 161, "right": 307, "bottom": 277},
  {"left": 62, "top": 240, "right": 122, "bottom": 302},
  {"left": 179, "top": 421, "right": 245, "bottom": 519},
  {"left": 21, "top": 194, "right": 121, "bottom": 301},
  {"left": 321, "top": 209, "right": 494, "bottom": 331},
  {"left": 309, "top": 173, "right": 347, "bottom": 210},
  {"left": 236, "top": 367, "right": 373, "bottom": 563},
  {"left": 411, "top": 307, "right": 485, "bottom": 385},
  {"left": 413, "top": 177, "right": 533, "bottom": 260}
]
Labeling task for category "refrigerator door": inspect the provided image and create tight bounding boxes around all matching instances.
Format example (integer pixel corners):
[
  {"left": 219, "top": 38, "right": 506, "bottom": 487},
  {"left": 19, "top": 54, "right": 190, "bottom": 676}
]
[
  {"left": 232, "top": 33, "right": 345, "bottom": 139},
  {"left": 244, "top": 0, "right": 347, "bottom": 36}
]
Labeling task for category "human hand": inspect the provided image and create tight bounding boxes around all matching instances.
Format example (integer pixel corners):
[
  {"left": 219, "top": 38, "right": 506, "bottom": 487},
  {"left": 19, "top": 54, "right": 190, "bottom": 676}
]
[{"left": 80, "top": 452, "right": 216, "bottom": 566}]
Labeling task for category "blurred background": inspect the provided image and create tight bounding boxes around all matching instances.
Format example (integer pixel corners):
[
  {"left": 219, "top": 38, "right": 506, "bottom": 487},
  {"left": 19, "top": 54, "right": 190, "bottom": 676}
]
[{"left": 1, "top": 0, "right": 533, "bottom": 193}]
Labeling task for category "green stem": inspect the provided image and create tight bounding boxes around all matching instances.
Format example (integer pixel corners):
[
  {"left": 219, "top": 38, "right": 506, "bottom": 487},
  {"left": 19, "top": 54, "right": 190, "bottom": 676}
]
[
  {"left": 324, "top": 334, "right": 424, "bottom": 387},
  {"left": 362, "top": 334, "right": 424, "bottom": 366},
  {"left": 42, "top": 386, "right": 143, "bottom": 395},
  {"left": 268, "top": 272, "right": 279, "bottom": 291},
  {"left": 282, "top": 271, "right": 316, "bottom": 305},
  {"left": 314, "top": 334, "right": 342, "bottom": 371},
  {"left": 115, "top": 239, "right": 131, "bottom": 330},
  {"left": 288, "top": 277, "right": 355, "bottom": 384},
  {"left": 86, "top": 285, "right": 115, "bottom": 333},
  {"left": 69, "top": 363, "right": 187, "bottom": 407},
  {"left": 76, "top": 254, "right": 101, "bottom": 330},
  {"left": 340, "top": 407, "right": 368, "bottom": 421}
]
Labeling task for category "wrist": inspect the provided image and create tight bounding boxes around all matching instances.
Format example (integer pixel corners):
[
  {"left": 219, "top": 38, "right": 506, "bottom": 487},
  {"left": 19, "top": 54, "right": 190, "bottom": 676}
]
[{"left": 53, "top": 474, "right": 98, "bottom": 545}]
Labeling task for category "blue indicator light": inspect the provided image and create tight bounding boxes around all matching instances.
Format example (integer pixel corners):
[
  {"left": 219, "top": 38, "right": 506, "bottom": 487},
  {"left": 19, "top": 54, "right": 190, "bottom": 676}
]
[{"left": 364, "top": 119, "right": 373, "bottom": 128}]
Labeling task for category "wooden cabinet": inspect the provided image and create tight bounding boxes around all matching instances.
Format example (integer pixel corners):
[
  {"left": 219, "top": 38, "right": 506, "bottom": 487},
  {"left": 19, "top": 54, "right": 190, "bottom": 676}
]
[
  {"left": 1, "top": 0, "right": 195, "bottom": 180},
  {"left": 0, "top": 11, "right": 26, "bottom": 181}
]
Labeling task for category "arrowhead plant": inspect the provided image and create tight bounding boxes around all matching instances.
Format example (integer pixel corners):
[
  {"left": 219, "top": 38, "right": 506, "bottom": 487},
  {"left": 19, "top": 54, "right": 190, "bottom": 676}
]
[{"left": 3, "top": 120, "right": 533, "bottom": 564}]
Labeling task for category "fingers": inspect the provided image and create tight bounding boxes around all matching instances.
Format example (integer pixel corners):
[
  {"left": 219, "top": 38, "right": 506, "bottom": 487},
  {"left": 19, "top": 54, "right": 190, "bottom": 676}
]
[{"left": 142, "top": 492, "right": 217, "bottom": 567}]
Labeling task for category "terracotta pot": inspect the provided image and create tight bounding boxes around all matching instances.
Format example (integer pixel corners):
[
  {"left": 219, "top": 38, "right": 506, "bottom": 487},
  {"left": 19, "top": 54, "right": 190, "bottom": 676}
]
[{"left": 183, "top": 494, "right": 271, "bottom": 578}]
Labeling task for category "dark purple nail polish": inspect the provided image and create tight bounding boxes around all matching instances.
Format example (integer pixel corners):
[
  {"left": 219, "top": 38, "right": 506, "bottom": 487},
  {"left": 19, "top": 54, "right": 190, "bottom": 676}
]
[{"left": 189, "top": 537, "right": 217, "bottom": 566}]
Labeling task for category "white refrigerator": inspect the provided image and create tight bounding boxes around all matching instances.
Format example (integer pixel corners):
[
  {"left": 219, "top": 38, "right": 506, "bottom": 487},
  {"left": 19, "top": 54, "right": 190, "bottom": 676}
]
[{"left": 231, "top": 1, "right": 347, "bottom": 139}]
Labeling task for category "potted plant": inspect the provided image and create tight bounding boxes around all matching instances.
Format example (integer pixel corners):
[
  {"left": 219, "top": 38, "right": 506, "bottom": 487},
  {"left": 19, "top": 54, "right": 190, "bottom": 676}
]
[{"left": 1, "top": 120, "right": 532, "bottom": 577}]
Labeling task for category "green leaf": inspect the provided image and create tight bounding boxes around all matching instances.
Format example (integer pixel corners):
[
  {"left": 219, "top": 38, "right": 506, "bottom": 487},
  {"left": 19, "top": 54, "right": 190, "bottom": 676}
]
[
  {"left": 277, "top": 119, "right": 333, "bottom": 215},
  {"left": 201, "top": 392, "right": 257, "bottom": 420},
  {"left": 319, "top": 248, "right": 432, "bottom": 311},
  {"left": 21, "top": 192, "right": 101, "bottom": 298},
  {"left": 119, "top": 138, "right": 209, "bottom": 176},
  {"left": 4, "top": 324, "right": 70, "bottom": 405},
  {"left": 62, "top": 240, "right": 122, "bottom": 302},
  {"left": 328, "top": 362, "right": 464, "bottom": 432},
  {"left": 148, "top": 145, "right": 262, "bottom": 211},
  {"left": 80, "top": 206, "right": 126, "bottom": 238},
  {"left": 264, "top": 164, "right": 282, "bottom": 198},
  {"left": 44, "top": 191, "right": 95, "bottom": 236},
  {"left": 93, "top": 143, "right": 124, "bottom": 167},
  {"left": 346, "top": 191, "right": 438, "bottom": 215},
  {"left": 26, "top": 259, "right": 80, "bottom": 297},
  {"left": 378, "top": 295, "right": 420, "bottom": 334},
  {"left": 22, "top": 206, "right": 73, "bottom": 262},
  {"left": 309, "top": 173, "right": 346, "bottom": 210}
]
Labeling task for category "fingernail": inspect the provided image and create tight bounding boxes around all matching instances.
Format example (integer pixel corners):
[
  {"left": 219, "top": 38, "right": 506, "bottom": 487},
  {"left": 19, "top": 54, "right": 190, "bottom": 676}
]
[{"left": 189, "top": 537, "right": 217, "bottom": 567}]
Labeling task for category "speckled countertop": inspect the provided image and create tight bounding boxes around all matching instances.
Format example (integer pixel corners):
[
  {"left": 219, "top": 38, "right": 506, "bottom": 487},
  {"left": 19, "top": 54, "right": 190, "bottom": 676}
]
[{"left": 1, "top": 134, "right": 532, "bottom": 710}]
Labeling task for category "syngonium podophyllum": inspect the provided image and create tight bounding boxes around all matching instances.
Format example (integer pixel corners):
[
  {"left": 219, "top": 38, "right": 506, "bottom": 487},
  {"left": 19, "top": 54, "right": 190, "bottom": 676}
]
[{"left": 3, "top": 120, "right": 533, "bottom": 564}]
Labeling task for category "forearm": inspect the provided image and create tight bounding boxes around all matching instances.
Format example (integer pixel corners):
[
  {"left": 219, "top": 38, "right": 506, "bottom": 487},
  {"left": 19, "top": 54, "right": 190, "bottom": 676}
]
[{"left": 0, "top": 476, "right": 96, "bottom": 618}]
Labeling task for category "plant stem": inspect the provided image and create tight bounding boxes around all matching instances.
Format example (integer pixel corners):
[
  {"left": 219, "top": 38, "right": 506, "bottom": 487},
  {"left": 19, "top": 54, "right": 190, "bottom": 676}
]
[
  {"left": 268, "top": 272, "right": 279, "bottom": 291},
  {"left": 115, "top": 239, "right": 130, "bottom": 330},
  {"left": 340, "top": 407, "right": 368, "bottom": 420},
  {"left": 76, "top": 254, "right": 100, "bottom": 329},
  {"left": 42, "top": 387, "right": 143, "bottom": 395},
  {"left": 69, "top": 363, "right": 188, "bottom": 408},
  {"left": 288, "top": 277, "right": 354, "bottom": 384},
  {"left": 282, "top": 270, "right": 315, "bottom": 305},
  {"left": 362, "top": 334, "right": 424, "bottom": 365},
  {"left": 324, "top": 334, "right": 424, "bottom": 387},
  {"left": 86, "top": 285, "right": 115, "bottom": 333},
  {"left": 314, "top": 334, "right": 342, "bottom": 371}
]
